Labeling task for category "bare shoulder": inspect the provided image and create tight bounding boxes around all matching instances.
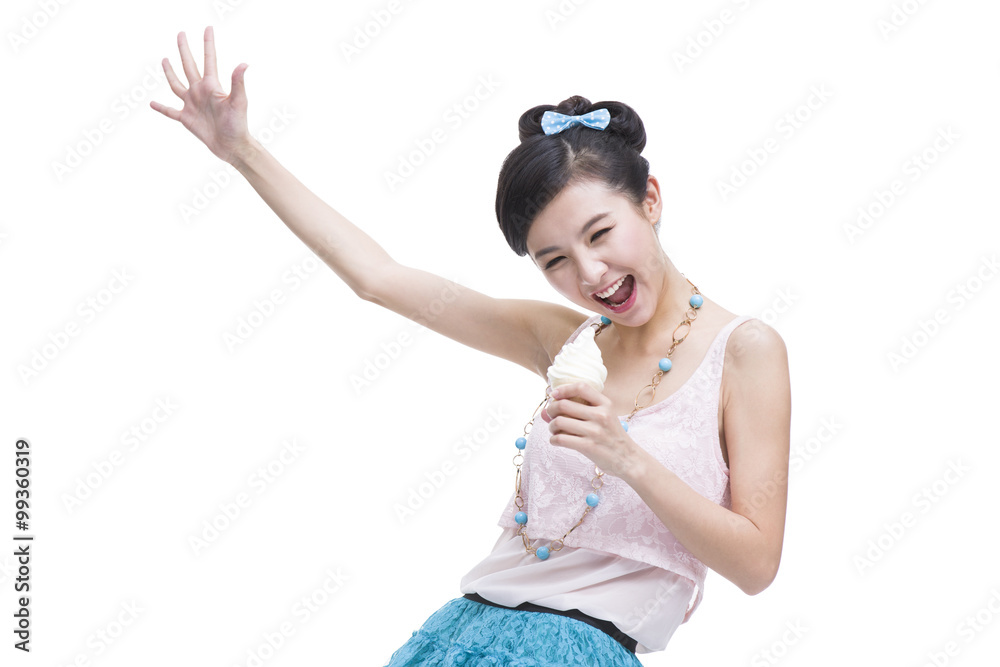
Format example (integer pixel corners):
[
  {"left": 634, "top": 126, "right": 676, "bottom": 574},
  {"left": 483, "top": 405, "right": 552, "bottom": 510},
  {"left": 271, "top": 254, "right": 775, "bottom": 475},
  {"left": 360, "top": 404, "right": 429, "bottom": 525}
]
[
  {"left": 527, "top": 303, "right": 592, "bottom": 379},
  {"left": 725, "top": 318, "right": 788, "bottom": 368},
  {"left": 721, "top": 317, "right": 791, "bottom": 426}
]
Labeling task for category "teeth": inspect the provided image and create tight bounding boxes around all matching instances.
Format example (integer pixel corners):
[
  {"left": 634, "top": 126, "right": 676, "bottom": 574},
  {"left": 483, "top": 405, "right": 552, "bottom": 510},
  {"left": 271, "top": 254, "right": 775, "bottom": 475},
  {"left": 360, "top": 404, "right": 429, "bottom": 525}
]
[{"left": 596, "top": 276, "right": 627, "bottom": 299}]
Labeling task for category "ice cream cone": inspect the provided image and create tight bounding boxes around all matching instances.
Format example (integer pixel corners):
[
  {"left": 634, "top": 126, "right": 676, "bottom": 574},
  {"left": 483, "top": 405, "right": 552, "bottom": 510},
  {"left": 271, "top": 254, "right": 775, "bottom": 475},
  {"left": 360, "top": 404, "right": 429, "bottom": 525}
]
[{"left": 546, "top": 325, "right": 607, "bottom": 404}]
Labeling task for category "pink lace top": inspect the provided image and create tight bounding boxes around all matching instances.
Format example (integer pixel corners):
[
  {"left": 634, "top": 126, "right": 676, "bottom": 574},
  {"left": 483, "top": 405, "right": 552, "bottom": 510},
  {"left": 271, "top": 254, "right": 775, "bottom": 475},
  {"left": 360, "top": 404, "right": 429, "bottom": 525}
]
[{"left": 492, "top": 312, "right": 754, "bottom": 623}]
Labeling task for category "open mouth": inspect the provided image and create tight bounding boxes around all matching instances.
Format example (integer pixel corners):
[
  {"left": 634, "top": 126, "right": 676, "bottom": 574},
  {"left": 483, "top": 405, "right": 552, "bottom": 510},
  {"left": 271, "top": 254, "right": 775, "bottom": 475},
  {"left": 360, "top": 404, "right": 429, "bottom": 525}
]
[{"left": 594, "top": 274, "right": 636, "bottom": 310}]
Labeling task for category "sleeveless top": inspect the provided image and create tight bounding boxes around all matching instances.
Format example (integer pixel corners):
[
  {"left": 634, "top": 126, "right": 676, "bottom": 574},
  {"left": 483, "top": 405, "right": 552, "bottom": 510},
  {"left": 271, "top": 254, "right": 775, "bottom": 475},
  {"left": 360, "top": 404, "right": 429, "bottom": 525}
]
[
  {"left": 487, "top": 312, "right": 754, "bottom": 629},
  {"left": 460, "top": 524, "right": 693, "bottom": 653}
]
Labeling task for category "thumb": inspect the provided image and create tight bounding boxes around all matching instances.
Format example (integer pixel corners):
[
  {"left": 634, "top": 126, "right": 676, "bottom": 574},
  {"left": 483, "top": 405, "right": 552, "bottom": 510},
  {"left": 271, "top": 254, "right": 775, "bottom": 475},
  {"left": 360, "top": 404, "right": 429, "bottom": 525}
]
[
  {"left": 541, "top": 404, "right": 552, "bottom": 423},
  {"left": 230, "top": 63, "right": 249, "bottom": 106}
]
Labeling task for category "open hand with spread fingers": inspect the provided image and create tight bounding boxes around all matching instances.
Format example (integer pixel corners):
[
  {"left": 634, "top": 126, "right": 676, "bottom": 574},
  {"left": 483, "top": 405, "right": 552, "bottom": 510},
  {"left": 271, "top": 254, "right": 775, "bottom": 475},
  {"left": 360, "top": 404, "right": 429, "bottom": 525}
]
[{"left": 149, "top": 26, "right": 253, "bottom": 165}]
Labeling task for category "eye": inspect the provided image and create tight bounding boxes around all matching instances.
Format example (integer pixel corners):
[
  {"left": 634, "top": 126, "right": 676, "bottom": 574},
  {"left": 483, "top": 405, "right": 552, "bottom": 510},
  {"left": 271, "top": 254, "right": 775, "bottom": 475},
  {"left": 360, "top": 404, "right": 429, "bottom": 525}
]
[{"left": 543, "top": 228, "right": 612, "bottom": 270}]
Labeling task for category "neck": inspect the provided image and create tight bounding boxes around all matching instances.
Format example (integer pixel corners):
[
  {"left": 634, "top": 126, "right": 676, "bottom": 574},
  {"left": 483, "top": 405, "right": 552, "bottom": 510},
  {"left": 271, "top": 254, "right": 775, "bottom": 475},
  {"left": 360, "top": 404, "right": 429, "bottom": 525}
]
[{"left": 608, "top": 257, "right": 697, "bottom": 356}]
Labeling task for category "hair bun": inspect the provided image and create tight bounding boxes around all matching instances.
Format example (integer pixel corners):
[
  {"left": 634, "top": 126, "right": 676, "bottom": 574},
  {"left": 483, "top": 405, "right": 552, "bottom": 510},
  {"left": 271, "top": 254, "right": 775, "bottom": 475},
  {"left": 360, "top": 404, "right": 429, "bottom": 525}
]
[
  {"left": 517, "top": 95, "right": 646, "bottom": 153},
  {"left": 497, "top": 95, "right": 652, "bottom": 257}
]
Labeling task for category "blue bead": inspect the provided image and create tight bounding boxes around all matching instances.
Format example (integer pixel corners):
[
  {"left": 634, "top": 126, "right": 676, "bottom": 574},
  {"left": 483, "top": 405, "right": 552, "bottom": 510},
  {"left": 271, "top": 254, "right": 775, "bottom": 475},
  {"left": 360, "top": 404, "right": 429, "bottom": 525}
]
[
  {"left": 515, "top": 437, "right": 527, "bottom": 450},
  {"left": 620, "top": 420, "right": 629, "bottom": 432},
  {"left": 690, "top": 294, "right": 703, "bottom": 308},
  {"left": 536, "top": 546, "right": 550, "bottom": 560},
  {"left": 586, "top": 493, "right": 600, "bottom": 507},
  {"left": 515, "top": 511, "right": 527, "bottom": 525},
  {"left": 658, "top": 357, "right": 672, "bottom": 372},
  {"left": 600, "top": 316, "right": 611, "bottom": 325}
]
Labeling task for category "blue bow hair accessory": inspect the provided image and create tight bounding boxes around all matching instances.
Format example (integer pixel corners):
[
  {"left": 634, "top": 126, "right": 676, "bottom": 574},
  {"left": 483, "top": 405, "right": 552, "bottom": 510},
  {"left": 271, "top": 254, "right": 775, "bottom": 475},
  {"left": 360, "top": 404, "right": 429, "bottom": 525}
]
[{"left": 541, "top": 108, "right": 611, "bottom": 135}]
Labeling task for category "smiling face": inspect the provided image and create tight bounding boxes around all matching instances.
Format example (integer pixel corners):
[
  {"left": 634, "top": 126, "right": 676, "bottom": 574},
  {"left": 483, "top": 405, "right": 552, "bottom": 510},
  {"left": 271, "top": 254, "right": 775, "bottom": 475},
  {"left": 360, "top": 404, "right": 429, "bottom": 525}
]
[{"left": 525, "top": 176, "right": 665, "bottom": 322}]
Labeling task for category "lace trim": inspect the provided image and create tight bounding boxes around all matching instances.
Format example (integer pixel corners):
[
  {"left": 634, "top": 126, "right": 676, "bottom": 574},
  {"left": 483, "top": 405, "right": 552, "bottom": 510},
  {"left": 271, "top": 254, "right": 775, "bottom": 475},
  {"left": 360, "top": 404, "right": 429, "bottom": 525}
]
[{"left": 495, "top": 313, "right": 753, "bottom": 623}]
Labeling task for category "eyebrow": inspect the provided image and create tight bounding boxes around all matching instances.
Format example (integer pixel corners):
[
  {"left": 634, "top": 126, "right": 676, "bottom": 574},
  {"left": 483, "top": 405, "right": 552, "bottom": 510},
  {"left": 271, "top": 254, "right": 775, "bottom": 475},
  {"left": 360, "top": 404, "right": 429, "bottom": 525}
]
[{"left": 532, "top": 211, "right": 612, "bottom": 262}]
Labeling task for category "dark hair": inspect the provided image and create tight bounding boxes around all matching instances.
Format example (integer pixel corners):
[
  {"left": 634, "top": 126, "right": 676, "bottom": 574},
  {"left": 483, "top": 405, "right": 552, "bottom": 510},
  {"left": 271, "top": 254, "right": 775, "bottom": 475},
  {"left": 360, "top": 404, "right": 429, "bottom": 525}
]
[{"left": 495, "top": 95, "right": 651, "bottom": 258}]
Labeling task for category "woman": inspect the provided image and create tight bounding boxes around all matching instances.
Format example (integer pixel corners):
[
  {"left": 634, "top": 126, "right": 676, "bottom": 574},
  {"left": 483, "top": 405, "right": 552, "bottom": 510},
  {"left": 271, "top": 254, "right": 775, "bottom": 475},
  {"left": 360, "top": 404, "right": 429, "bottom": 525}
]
[{"left": 151, "top": 26, "right": 791, "bottom": 666}]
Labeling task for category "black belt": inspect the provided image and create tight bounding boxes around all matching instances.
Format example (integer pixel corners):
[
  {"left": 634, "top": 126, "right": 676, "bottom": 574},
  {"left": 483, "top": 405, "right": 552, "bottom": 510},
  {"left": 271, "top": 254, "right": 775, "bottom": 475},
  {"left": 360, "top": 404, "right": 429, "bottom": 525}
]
[{"left": 462, "top": 592, "right": 638, "bottom": 654}]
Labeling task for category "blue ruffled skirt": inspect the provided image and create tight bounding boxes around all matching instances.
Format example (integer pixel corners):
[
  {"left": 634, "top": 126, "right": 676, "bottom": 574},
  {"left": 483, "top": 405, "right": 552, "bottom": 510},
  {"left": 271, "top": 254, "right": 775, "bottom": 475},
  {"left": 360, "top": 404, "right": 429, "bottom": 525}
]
[{"left": 383, "top": 596, "right": 643, "bottom": 666}]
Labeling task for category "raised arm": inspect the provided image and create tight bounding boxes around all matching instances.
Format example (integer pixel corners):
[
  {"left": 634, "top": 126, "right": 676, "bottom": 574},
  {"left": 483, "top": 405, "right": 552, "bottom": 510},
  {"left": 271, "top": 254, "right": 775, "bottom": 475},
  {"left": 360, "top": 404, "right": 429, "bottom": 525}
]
[
  {"left": 150, "top": 28, "right": 385, "bottom": 297},
  {"left": 150, "top": 27, "right": 586, "bottom": 378},
  {"left": 227, "top": 136, "right": 391, "bottom": 298}
]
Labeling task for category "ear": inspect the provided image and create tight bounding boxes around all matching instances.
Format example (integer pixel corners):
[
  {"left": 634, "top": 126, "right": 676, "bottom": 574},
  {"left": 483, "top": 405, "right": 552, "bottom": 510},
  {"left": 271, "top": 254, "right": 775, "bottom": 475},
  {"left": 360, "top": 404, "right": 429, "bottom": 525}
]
[{"left": 644, "top": 175, "right": 663, "bottom": 225}]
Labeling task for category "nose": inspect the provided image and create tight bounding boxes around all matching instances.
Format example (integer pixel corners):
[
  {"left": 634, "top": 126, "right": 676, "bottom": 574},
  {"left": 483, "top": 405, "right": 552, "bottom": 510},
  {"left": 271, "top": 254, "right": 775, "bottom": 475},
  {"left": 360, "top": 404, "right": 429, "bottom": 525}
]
[{"left": 578, "top": 254, "right": 608, "bottom": 292}]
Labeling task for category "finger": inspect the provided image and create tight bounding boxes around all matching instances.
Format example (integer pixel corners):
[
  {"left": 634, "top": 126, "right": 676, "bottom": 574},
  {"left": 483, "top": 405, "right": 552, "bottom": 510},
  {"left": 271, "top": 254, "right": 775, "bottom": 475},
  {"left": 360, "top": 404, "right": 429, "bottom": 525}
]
[
  {"left": 177, "top": 31, "right": 201, "bottom": 85},
  {"left": 550, "top": 396, "right": 589, "bottom": 419},
  {"left": 161, "top": 58, "right": 187, "bottom": 98},
  {"left": 203, "top": 26, "right": 217, "bottom": 79},
  {"left": 569, "top": 382, "right": 604, "bottom": 404},
  {"left": 149, "top": 100, "right": 181, "bottom": 121},
  {"left": 230, "top": 62, "right": 249, "bottom": 107},
  {"left": 551, "top": 383, "right": 582, "bottom": 401},
  {"left": 549, "top": 414, "right": 587, "bottom": 439},
  {"left": 571, "top": 385, "right": 607, "bottom": 408},
  {"left": 550, "top": 431, "right": 585, "bottom": 453}
]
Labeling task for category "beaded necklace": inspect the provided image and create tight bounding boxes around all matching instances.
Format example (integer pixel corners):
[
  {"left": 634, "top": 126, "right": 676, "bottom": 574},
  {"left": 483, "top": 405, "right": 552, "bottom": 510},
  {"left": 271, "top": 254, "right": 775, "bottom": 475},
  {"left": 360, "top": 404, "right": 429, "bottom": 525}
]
[{"left": 511, "top": 278, "right": 703, "bottom": 559}]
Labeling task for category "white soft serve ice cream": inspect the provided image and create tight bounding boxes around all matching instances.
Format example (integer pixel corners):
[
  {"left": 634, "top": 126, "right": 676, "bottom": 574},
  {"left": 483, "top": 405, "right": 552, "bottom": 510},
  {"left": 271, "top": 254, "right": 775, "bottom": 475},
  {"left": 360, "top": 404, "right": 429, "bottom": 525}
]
[{"left": 547, "top": 324, "right": 607, "bottom": 394}]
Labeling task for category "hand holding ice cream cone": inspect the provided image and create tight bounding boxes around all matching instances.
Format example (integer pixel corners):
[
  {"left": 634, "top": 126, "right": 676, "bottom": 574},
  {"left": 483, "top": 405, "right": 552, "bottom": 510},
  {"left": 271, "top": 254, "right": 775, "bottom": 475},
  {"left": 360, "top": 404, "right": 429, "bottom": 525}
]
[{"left": 546, "top": 325, "right": 607, "bottom": 406}]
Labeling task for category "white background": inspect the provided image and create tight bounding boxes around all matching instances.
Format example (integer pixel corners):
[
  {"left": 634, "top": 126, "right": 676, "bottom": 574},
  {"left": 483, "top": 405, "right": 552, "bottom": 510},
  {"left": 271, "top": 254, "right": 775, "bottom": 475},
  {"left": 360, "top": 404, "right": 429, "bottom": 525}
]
[{"left": 3, "top": 0, "right": 999, "bottom": 665}]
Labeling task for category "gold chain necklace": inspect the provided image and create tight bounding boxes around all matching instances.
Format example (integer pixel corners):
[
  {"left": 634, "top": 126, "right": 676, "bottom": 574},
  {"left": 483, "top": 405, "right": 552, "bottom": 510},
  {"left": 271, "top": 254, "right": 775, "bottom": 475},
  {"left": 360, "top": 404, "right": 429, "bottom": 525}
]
[{"left": 511, "top": 277, "right": 703, "bottom": 559}]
